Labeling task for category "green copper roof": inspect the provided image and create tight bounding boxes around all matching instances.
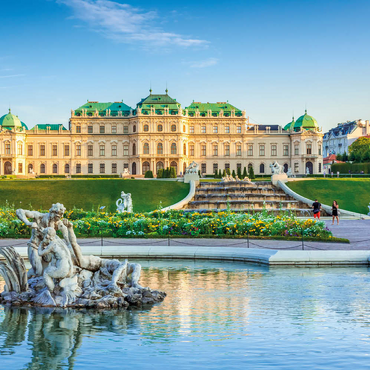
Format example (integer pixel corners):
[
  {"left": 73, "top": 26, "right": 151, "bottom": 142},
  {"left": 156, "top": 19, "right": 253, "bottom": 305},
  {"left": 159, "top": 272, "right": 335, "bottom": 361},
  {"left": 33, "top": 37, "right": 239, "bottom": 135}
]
[
  {"left": 0, "top": 109, "right": 23, "bottom": 128},
  {"left": 283, "top": 117, "right": 295, "bottom": 131},
  {"left": 31, "top": 124, "right": 67, "bottom": 131},
  {"left": 136, "top": 90, "right": 180, "bottom": 114},
  {"left": 185, "top": 102, "right": 242, "bottom": 117},
  {"left": 294, "top": 110, "right": 318, "bottom": 132},
  {"left": 74, "top": 101, "right": 132, "bottom": 117}
]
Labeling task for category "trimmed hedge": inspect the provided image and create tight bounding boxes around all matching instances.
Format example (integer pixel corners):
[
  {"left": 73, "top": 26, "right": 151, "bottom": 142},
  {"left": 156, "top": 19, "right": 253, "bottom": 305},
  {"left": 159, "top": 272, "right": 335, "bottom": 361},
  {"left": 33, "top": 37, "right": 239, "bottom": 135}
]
[{"left": 331, "top": 162, "right": 370, "bottom": 174}]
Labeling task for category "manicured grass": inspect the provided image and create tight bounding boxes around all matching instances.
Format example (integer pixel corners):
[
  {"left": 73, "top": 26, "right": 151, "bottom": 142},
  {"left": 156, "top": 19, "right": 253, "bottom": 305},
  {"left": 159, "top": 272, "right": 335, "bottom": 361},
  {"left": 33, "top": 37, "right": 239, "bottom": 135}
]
[
  {"left": 0, "top": 179, "right": 190, "bottom": 213},
  {"left": 287, "top": 178, "right": 370, "bottom": 214}
]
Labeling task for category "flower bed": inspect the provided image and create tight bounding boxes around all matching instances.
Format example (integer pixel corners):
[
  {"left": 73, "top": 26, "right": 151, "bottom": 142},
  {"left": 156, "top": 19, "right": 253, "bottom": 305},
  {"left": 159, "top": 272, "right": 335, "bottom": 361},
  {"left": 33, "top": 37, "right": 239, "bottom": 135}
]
[{"left": 0, "top": 207, "right": 333, "bottom": 240}]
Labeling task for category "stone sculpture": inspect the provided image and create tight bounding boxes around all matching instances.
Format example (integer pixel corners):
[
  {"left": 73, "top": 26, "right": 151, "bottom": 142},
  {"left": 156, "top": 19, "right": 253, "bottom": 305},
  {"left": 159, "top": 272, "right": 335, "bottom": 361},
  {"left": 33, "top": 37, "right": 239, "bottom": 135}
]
[
  {"left": 116, "top": 191, "right": 133, "bottom": 213},
  {"left": 287, "top": 167, "right": 293, "bottom": 177},
  {"left": 185, "top": 161, "right": 199, "bottom": 175},
  {"left": 0, "top": 203, "right": 165, "bottom": 309},
  {"left": 269, "top": 161, "right": 284, "bottom": 175},
  {"left": 306, "top": 167, "right": 310, "bottom": 175}
]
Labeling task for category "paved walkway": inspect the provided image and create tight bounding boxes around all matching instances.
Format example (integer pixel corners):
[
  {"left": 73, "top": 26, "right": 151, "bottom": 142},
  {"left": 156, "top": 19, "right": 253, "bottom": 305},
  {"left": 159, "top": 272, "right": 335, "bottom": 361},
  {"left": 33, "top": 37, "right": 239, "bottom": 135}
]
[{"left": 1, "top": 219, "right": 369, "bottom": 251}]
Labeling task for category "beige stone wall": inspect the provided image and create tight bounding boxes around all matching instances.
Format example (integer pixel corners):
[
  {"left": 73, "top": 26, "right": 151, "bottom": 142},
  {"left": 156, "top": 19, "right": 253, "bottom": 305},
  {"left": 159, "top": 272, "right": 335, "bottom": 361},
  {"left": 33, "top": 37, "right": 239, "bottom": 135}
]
[{"left": 0, "top": 111, "right": 323, "bottom": 177}]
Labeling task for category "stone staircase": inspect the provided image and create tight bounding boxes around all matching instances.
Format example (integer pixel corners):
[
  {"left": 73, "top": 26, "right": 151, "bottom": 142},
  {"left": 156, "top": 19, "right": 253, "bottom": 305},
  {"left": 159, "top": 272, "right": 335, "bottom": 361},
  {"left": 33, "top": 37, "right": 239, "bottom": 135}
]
[{"left": 184, "top": 181, "right": 326, "bottom": 216}]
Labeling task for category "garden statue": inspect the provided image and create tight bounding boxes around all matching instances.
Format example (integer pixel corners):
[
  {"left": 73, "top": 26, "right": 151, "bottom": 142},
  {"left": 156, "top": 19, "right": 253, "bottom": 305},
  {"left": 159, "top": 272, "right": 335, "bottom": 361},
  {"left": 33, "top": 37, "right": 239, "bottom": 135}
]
[
  {"left": 368, "top": 202, "right": 370, "bottom": 216},
  {"left": 185, "top": 161, "right": 199, "bottom": 175},
  {"left": 0, "top": 203, "right": 165, "bottom": 309},
  {"left": 306, "top": 167, "right": 310, "bottom": 175},
  {"left": 121, "top": 168, "right": 130, "bottom": 178},
  {"left": 269, "top": 161, "right": 284, "bottom": 175},
  {"left": 116, "top": 191, "right": 133, "bottom": 213},
  {"left": 287, "top": 167, "right": 293, "bottom": 177}
]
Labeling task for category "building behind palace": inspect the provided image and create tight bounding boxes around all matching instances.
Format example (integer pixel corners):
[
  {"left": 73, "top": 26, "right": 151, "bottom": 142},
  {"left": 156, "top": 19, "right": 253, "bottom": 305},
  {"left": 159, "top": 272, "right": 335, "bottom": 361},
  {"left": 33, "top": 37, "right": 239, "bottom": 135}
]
[{"left": 0, "top": 90, "right": 324, "bottom": 177}]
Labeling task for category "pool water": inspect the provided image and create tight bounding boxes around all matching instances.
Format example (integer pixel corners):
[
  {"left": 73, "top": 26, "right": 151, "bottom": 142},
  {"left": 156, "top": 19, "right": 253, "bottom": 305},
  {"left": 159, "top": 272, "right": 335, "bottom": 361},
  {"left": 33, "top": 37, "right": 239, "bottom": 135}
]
[{"left": 1, "top": 260, "right": 370, "bottom": 369}]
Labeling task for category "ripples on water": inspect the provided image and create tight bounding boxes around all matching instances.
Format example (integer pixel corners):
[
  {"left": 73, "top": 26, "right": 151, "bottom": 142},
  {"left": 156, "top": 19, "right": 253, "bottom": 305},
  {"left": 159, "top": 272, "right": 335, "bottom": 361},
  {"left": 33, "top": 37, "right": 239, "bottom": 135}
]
[{"left": 1, "top": 260, "right": 370, "bottom": 369}]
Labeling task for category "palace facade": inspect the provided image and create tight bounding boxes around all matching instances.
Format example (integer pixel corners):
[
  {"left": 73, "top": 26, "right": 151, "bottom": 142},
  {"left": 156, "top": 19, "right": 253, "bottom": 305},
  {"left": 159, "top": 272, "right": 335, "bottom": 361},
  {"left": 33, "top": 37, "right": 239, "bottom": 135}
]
[{"left": 0, "top": 90, "right": 323, "bottom": 177}]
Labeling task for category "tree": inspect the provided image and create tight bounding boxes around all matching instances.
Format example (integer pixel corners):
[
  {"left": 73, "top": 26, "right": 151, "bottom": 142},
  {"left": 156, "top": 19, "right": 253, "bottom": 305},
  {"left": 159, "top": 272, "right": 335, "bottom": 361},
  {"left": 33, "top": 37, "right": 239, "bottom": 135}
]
[
  {"left": 242, "top": 167, "right": 247, "bottom": 179},
  {"left": 222, "top": 169, "right": 226, "bottom": 177},
  {"left": 218, "top": 169, "right": 222, "bottom": 178},
  {"left": 237, "top": 166, "right": 242, "bottom": 179},
  {"left": 226, "top": 168, "right": 231, "bottom": 176},
  {"left": 170, "top": 167, "right": 176, "bottom": 178},
  {"left": 232, "top": 169, "right": 236, "bottom": 178},
  {"left": 145, "top": 170, "right": 153, "bottom": 178},
  {"left": 214, "top": 169, "right": 218, "bottom": 178},
  {"left": 248, "top": 166, "right": 255, "bottom": 179},
  {"left": 349, "top": 137, "right": 370, "bottom": 162},
  {"left": 342, "top": 151, "right": 348, "bottom": 162},
  {"left": 157, "top": 169, "right": 163, "bottom": 178},
  {"left": 336, "top": 153, "right": 343, "bottom": 161}
]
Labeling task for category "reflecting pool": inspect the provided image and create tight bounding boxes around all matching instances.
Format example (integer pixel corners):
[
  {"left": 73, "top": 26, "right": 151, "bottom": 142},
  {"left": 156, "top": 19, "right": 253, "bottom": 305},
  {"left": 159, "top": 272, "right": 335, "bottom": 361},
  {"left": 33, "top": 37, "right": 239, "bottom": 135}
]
[{"left": 1, "top": 260, "right": 370, "bottom": 369}]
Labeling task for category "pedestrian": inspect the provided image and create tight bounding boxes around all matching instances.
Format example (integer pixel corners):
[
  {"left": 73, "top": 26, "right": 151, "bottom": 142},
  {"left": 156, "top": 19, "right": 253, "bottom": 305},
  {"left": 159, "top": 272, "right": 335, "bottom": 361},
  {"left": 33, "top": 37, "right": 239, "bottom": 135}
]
[
  {"left": 332, "top": 200, "right": 339, "bottom": 225},
  {"left": 312, "top": 199, "right": 321, "bottom": 220}
]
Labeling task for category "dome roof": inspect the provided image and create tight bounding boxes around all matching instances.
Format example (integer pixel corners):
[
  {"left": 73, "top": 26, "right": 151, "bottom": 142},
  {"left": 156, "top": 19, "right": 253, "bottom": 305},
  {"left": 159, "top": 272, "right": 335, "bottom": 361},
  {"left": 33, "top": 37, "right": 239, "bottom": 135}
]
[
  {"left": 0, "top": 109, "right": 22, "bottom": 129},
  {"left": 284, "top": 117, "right": 295, "bottom": 131},
  {"left": 294, "top": 110, "right": 318, "bottom": 131}
]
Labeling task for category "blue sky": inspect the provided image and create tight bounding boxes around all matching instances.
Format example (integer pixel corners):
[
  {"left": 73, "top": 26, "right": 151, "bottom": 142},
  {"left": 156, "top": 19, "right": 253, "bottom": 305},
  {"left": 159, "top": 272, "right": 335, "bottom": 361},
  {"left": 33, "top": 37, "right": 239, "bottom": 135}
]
[{"left": 1, "top": 0, "right": 370, "bottom": 130}]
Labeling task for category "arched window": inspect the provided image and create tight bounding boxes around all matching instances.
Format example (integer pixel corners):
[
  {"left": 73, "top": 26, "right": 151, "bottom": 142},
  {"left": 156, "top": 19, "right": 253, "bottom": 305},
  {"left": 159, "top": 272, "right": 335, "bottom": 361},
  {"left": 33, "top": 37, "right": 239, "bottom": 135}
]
[
  {"left": 183, "top": 125, "right": 186, "bottom": 132},
  {"left": 156, "top": 161, "right": 164, "bottom": 172},
  {"left": 157, "top": 143, "right": 163, "bottom": 154},
  {"left": 65, "top": 164, "right": 70, "bottom": 174},
  {"left": 170, "top": 161, "right": 177, "bottom": 175},
  {"left": 158, "top": 125, "right": 163, "bottom": 132},
  {"left": 142, "top": 161, "right": 150, "bottom": 174},
  {"left": 53, "top": 164, "right": 58, "bottom": 174},
  {"left": 132, "top": 143, "right": 136, "bottom": 156},
  {"left": 132, "top": 162, "right": 137, "bottom": 175},
  {"left": 183, "top": 143, "right": 186, "bottom": 155},
  {"left": 259, "top": 163, "right": 265, "bottom": 174},
  {"left": 133, "top": 125, "right": 136, "bottom": 133},
  {"left": 28, "top": 164, "right": 33, "bottom": 174},
  {"left": 17, "top": 142, "right": 23, "bottom": 155},
  {"left": 171, "top": 124, "right": 176, "bottom": 132},
  {"left": 171, "top": 143, "right": 177, "bottom": 154},
  {"left": 144, "top": 124, "right": 149, "bottom": 132},
  {"left": 284, "top": 163, "right": 288, "bottom": 173},
  {"left": 143, "top": 143, "right": 149, "bottom": 154},
  {"left": 183, "top": 162, "right": 187, "bottom": 174},
  {"left": 40, "top": 163, "right": 45, "bottom": 174}
]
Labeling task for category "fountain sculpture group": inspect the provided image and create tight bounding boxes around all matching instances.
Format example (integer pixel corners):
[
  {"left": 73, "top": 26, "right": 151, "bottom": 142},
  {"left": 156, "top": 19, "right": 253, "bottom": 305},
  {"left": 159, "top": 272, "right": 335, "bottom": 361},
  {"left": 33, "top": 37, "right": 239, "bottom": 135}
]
[{"left": 0, "top": 203, "right": 166, "bottom": 309}]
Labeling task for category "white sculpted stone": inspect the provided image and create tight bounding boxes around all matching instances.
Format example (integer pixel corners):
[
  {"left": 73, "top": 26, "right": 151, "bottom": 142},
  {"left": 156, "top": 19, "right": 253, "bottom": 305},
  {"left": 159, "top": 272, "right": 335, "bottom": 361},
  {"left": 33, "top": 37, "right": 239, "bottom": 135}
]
[
  {"left": 184, "top": 161, "right": 200, "bottom": 183},
  {"left": 116, "top": 191, "right": 133, "bottom": 213},
  {"left": 270, "top": 161, "right": 285, "bottom": 175}
]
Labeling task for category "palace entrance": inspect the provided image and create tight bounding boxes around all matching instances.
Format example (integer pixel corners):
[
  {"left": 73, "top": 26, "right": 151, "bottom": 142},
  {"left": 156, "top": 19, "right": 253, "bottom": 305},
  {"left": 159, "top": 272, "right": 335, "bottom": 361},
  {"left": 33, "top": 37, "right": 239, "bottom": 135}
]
[
  {"left": 306, "top": 161, "right": 313, "bottom": 175},
  {"left": 4, "top": 161, "right": 12, "bottom": 175}
]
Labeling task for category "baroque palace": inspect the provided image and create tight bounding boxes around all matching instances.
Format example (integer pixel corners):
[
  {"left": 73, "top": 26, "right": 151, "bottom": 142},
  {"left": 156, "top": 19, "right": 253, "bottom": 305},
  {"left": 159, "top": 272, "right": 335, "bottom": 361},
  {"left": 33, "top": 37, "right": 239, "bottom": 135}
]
[{"left": 0, "top": 90, "right": 323, "bottom": 177}]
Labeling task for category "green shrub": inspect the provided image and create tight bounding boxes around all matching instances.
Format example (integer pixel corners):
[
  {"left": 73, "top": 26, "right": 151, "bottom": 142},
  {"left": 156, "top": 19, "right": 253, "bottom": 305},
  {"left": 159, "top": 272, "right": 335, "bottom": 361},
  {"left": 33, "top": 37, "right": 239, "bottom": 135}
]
[
  {"left": 242, "top": 167, "right": 247, "bottom": 179},
  {"left": 248, "top": 166, "right": 255, "bottom": 179},
  {"left": 232, "top": 169, "right": 236, "bottom": 178},
  {"left": 331, "top": 162, "right": 370, "bottom": 174},
  {"left": 237, "top": 167, "right": 242, "bottom": 179},
  {"left": 170, "top": 167, "right": 177, "bottom": 178},
  {"left": 226, "top": 168, "right": 231, "bottom": 176},
  {"left": 157, "top": 169, "right": 163, "bottom": 178},
  {"left": 145, "top": 171, "right": 154, "bottom": 178}
]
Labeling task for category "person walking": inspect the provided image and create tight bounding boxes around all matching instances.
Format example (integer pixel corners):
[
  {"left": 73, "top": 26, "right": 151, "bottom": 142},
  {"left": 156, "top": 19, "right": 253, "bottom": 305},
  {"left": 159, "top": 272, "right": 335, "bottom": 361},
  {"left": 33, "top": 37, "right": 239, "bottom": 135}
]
[
  {"left": 312, "top": 199, "right": 321, "bottom": 220},
  {"left": 332, "top": 200, "right": 339, "bottom": 225}
]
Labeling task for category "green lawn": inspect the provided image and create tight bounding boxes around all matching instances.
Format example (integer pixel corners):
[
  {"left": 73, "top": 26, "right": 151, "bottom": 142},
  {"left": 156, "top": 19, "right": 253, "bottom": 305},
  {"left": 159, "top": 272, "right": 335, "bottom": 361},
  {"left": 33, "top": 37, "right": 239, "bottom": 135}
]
[
  {"left": 287, "top": 179, "right": 370, "bottom": 214},
  {"left": 0, "top": 179, "right": 189, "bottom": 213}
]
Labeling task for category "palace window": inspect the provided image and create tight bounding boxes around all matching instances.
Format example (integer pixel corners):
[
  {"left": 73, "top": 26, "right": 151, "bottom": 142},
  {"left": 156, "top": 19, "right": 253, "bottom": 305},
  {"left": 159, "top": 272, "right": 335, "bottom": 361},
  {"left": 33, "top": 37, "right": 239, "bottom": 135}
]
[
  {"left": 190, "top": 126, "right": 194, "bottom": 133},
  {"left": 225, "top": 163, "right": 230, "bottom": 171},
  {"left": 225, "top": 126, "right": 230, "bottom": 133},
  {"left": 133, "top": 125, "right": 136, "bottom": 133},
  {"left": 157, "top": 143, "right": 163, "bottom": 155},
  {"left": 213, "top": 163, "right": 218, "bottom": 173},
  {"left": 40, "top": 163, "right": 45, "bottom": 173},
  {"left": 294, "top": 145, "right": 299, "bottom": 155},
  {"left": 294, "top": 163, "right": 299, "bottom": 173},
  {"left": 247, "top": 144, "right": 253, "bottom": 156},
  {"left": 52, "top": 145, "right": 57, "bottom": 156},
  {"left": 225, "top": 144, "right": 230, "bottom": 156},
  {"left": 88, "top": 145, "right": 93, "bottom": 156},
  {"left": 88, "top": 163, "right": 93, "bottom": 173},
  {"left": 144, "top": 125, "right": 149, "bottom": 132},
  {"left": 18, "top": 163, "right": 23, "bottom": 173},
  {"left": 201, "top": 163, "right": 206, "bottom": 174},
  {"left": 143, "top": 143, "right": 149, "bottom": 154},
  {"left": 237, "top": 126, "right": 241, "bottom": 134},
  {"left": 112, "top": 163, "right": 117, "bottom": 174},
  {"left": 259, "top": 145, "right": 265, "bottom": 156},
  {"left": 100, "top": 126, "right": 105, "bottom": 134},
  {"left": 76, "top": 164, "right": 81, "bottom": 174},
  {"left": 28, "top": 145, "right": 33, "bottom": 156},
  {"left": 111, "top": 126, "right": 117, "bottom": 134},
  {"left": 201, "top": 126, "right": 206, "bottom": 133},
  {"left": 201, "top": 145, "right": 206, "bottom": 156},
  {"left": 100, "top": 145, "right": 105, "bottom": 156},
  {"left": 5, "top": 143, "right": 10, "bottom": 155},
  {"left": 213, "top": 126, "right": 218, "bottom": 134},
  {"left": 190, "top": 145, "right": 195, "bottom": 156},
  {"left": 123, "top": 126, "right": 128, "bottom": 134},
  {"left": 319, "top": 163, "right": 322, "bottom": 172},
  {"left": 183, "top": 125, "right": 186, "bottom": 132},
  {"left": 132, "top": 143, "right": 136, "bottom": 156},
  {"left": 53, "top": 164, "right": 58, "bottom": 174},
  {"left": 306, "top": 143, "right": 312, "bottom": 155},
  {"left": 271, "top": 144, "right": 277, "bottom": 156},
  {"left": 283, "top": 145, "right": 289, "bottom": 156},
  {"left": 183, "top": 143, "right": 186, "bottom": 155},
  {"left": 40, "top": 145, "right": 45, "bottom": 156},
  {"left": 158, "top": 125, "right": 163, "bottom": 132},
  {"left": 88, "top": 126, "right": 93, "bottom": 134},
  {"left": 76, "top": 126, "right": 81, "bottom": 133},
  {"left": 112, "top": 145, "right": 117, "bottom": 156},
  {"left": 237, "top": 163, "right": 242, "bottom": 171},
  {"left": 76, "top": 145, "right": 81, "bottom": 156},
  {"left": 124, "top": 163, "right": 129, "bottom": 170},
  {"left": 171, "top": 143, "right": 177, "bottom": 154},
  {"left": 100, "top": 163, "right": 105, "bottom": 174},
  {"left": 260, "top": 163, "right": 265, "bottom": 173},
  {"left": 142, "top": 162, "right": 150, "bottom": 174},
  {"left": 64, "top": 145, "right": 70, "bottom": 156},
  {"left": 318, "top": 145, "right": 322, "bottom": 156},
  {"left": 17, "top": 143, "right": 23, "bottom": 155},
  {"left": 171, "top": 124, "right": 176, "bottom": 132},
  {"left": 236, "top": 145, "right": 242, "bottom": 156},
  {"left": 213, "top": 144, "right": 218, "bottom": 156},
  {"left": 123, "top": 145, "right": 129, "bottom": 156},
  {"left": 65, "top": 164, "right": 70, "bottom": 174}
]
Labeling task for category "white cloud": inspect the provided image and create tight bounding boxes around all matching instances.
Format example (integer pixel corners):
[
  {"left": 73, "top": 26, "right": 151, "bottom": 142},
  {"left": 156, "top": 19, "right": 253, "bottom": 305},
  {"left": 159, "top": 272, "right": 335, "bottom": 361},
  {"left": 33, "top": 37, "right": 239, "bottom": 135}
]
[
  {"left": 0, "top": 74, "right": 25, "bottom": 79},
  {"left": 188, "top": 58, "right": 218, "bottom": 68},
  {"left": 57, "top": 0, "right": 207, "bottom": 47}
]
